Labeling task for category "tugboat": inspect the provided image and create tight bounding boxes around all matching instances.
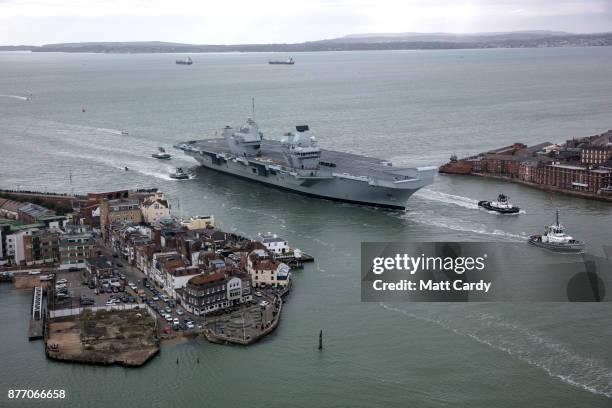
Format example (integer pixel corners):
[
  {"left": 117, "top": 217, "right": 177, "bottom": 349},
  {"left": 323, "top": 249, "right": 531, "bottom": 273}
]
[
  {"left": 268, "top": 57, "right": 294, "bottom": 65},
  {"left": 169, "top": 167, "right": 190, "bottom": 180},
  {"left": 528, "top": 211, "right": 584, "bottom": 253},
  {"left": 175, "top": 57, "right": 193, "bottom": 65},
  {"left": 152, "top": 147, "right": 172, "bottom": 160},
  {"left": 478, "top": 194, "right": 520, "bottom": 214}
]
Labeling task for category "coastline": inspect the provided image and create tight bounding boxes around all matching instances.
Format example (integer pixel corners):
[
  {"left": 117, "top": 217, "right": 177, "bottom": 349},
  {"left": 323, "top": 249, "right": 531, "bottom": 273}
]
[{"left": 440, "top": 172, "right": 612, "bottom": 202}]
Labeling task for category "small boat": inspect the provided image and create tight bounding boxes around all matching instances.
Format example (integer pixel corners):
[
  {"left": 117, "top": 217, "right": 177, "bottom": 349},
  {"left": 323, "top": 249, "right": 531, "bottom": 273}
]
[
  {"left": 121, "top": 130, "right": 129, "bottom": 135},
  {"left": 124, "top": 166, "right": 129, "bottom": 171},
  {"left": 169, "top": 167, "right": 189, "bottom": 180},
  {"left": 152, "top": 147, "right": 172, "bottom": 160},
  {"left": 528, "top": 211, "right": 584, "bottom": 253},
  {"left": 268, "top": 57, "right": 294, "bottom": 65},
  {"left": 176, "top": 57, "right": 193, "bottom": 65},
  {"left": 478, "top": 194, "right": 520, "bottom": 214}
]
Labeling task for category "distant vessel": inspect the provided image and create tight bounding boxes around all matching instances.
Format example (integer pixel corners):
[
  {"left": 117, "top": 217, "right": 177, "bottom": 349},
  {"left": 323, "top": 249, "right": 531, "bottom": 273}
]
[
  {"left": 169, "top": 167, "right": 189, "bottom": 180},
  {"left": 175, "top": 117, "right": 436, "bottom": 209},
  {"left": 269, "top": 57, "right": 294, "bottom": 65},
  {"left": 152, "top": 147, "right": 172, "bottom": 160},
  {"left": 176, "top": 57, "right": 193, "bottom": 65},
  {"left": 528, "top": 211, "right": 584, "bottom": 253},
  {"left": 478, "top": 194, "right": 520, "bottom": 214},
  {"left": 121, "top": 130, "right": 129, "bottom": 135},
  {"left": 124, "top": 166, "right": 129, "bottom": 171}
]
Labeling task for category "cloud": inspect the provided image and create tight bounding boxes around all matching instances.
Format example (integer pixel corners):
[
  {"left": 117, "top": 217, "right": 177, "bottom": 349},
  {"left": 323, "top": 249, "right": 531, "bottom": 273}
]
[{"left": 0, "top": 0, "right": 610, "bottom": 45}]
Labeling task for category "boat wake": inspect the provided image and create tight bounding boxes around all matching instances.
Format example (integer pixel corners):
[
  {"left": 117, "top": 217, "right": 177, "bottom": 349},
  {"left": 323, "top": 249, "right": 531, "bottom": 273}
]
[
  {"left": 95, "top": 127, "right": 125, "bottom": 136},
  {"left": 400, "top": 211, "right": 527, "bottom": 241},
  {"left": 0, "top": 94, "right": 29, "bottom": 101},
  {"left": 415, "top": 189, "right": 480, "bottom": 210},
  {"left": 380, "top": 303, "right": 612, "bottom": 399}
]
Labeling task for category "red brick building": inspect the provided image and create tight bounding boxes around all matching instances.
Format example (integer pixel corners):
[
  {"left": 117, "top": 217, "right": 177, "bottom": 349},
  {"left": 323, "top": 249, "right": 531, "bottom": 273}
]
[{"left": 533, "top": 164, "right": 611, "bottom": 194}]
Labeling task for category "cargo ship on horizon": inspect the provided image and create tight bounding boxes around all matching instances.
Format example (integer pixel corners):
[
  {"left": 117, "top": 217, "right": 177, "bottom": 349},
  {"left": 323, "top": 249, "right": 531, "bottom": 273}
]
[{"left": 174, "top": 118, "right": 436, "bottom": 209}]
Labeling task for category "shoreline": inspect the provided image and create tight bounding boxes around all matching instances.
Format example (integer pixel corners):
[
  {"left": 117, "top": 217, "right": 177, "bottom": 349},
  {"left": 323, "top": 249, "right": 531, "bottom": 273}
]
[{"left": 440, "top": 172, "right": 612, "bottom": 203}]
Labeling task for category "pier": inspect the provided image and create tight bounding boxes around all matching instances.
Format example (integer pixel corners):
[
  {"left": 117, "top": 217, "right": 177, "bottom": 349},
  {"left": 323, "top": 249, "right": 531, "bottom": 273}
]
[{"left": 28, "top": 286, "right": 44, "bottom": 340}]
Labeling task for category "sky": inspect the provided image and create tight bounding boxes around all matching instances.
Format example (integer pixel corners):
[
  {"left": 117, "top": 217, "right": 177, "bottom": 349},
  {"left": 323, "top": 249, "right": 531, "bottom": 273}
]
[{"left": 0, "top": 0, "right": 611, "bottom": 45}]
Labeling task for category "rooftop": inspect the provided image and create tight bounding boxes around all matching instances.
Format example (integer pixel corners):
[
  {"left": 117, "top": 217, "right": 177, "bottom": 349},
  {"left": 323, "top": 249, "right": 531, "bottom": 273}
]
[{"left": 189, "top": 272, "right": 226, "bottom": 287}]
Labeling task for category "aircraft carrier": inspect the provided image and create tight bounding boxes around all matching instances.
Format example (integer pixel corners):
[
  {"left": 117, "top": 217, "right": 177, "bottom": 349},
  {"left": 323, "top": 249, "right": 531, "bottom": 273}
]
[{"left": 174, "top": 118, "right": 436, "bottom": 209}]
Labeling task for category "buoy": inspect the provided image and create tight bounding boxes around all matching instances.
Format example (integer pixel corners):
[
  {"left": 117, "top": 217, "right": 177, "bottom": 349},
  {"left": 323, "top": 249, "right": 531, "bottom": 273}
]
[
  {"left": 318, "top": 329, "right": 323, "bottom": 350},
  {"left": 197, "top": 357, "right": 200, "bottom": 364},
  {"left": 176, "top": 357, "right": 179, "bottom": 365},
  {"left": 82, "top": 107, "right": 86, "bottom": 112}
]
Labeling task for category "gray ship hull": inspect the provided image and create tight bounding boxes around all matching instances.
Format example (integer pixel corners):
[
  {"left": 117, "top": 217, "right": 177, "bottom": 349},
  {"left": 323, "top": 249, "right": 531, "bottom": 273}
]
[{"left": 176, "top": 139, "right": 436, "bottom": 209}]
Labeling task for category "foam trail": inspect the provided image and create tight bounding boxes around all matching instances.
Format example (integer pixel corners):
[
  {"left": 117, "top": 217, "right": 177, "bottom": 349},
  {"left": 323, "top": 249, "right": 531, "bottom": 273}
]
[
  {"left": 415, "top": 189, "right": 479, "bottom": 210},
  {"left": 380, "top": 303, "right": 612, "bottom": 399},
  {"left": 0, "top": 94, "right": 29, "bottom": 101},
  {"left": 95, "top": 127, "right": 124, "bottom": 135},
  {"left": 400, "top": 211, "right": 527, "bottom": 241}
]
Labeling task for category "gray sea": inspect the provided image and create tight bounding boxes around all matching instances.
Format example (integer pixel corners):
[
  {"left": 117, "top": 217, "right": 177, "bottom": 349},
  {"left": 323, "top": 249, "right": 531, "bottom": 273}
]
[{"left": 1, "top": 48, "right": 611, "bottom": 407}]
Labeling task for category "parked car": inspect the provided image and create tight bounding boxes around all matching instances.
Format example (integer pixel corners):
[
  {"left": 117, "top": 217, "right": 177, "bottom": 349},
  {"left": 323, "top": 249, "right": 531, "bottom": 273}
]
[
  {"left": 186, "top": 322, "right": 195, "bottom": 329},
  {"left": 176, "top": 310, "right": 184, "bottom": 316},
  {"left": 165, "top": 314, "right": 173, "bottom": 322},
  {"left": 152, "top": 296, "right": 159, "bottom": 301},
  {"left": 164, "top": 307, "right": 171, "bottom": 313}
]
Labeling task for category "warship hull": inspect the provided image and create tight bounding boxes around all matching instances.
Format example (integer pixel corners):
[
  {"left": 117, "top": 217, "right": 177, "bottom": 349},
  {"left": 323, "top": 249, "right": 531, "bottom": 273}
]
[{"left": 176, "top": 139, "right": 436, "bottom": 209}]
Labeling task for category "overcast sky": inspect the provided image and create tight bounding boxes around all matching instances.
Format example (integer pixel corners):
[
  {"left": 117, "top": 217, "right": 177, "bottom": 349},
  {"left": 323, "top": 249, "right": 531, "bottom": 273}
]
[{"left": 1, "top": 0, "right": 611, "bottom": 45}]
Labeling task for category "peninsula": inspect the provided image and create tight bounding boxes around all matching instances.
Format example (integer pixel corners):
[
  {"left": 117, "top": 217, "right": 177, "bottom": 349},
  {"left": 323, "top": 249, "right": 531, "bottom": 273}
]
[
  {"left": 0, "top": 188, "right": 313, "bottom": 367},
  {"left": 439, "top": 130, "right": 612, "bottom": 202}
]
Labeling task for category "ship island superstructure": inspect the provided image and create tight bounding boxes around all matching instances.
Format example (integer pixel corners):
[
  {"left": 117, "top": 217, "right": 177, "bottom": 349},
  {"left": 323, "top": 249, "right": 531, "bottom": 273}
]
[{"left": 174, "top": 118, "right": 436, "bottom": 209}]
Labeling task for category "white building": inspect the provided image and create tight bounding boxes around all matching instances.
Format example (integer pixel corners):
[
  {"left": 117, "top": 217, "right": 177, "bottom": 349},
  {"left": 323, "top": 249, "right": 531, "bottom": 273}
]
[
  {"left": 163, "top": 266, "right": 201, "bottom": 299},
  {"left": 247, "top": 249, "right": 291, "bottom": 288},
  {"left": 140, "top": 192, "right": 171, "bottom": 223},
  {"left": 257, "top": 233, "right": 289, "bottom": 255}
]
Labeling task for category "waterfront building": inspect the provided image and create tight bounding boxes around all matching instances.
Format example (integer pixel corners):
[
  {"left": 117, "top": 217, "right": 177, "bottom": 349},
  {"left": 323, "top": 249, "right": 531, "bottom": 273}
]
[
  {"left": 21, "top": 229, "right": 60, "bottom": 265},
  {"left": 581, "top": 146, "right": 612, "bottom": 165},
  {"left": 99, "top": 198, "right": 142, "bottom": 235},
  {"left": 247, "top": 249, "right": 291, "bottom": 288},
  {"left": 257, "top": 233, "right": 289, "bottom": 255},
  {"left": 534, "top": 163, "right": 612, "bottom": 194},
  {"left": 0, "top": 198, "right": 22, "bottom": 219},
  {"left": 180, "top": 272, "right": 228, "bottom": 316},
  {"left": 180, "top": 215, "right": 215, "bottom": 230},
  {"left": 59, "top": 232, "right": 95, "bottom": 269},
  {"left": 18, "top": 202, "right": 56, "bottom": 224},
  {"left": 140, "top": 192, "right": 171, "bottom": 223}
]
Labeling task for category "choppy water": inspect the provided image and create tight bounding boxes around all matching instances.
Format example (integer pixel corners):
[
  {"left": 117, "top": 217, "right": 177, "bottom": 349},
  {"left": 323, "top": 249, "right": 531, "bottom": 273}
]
[{"left": 1, "top": 48, "right": 611, "bottom": 407}]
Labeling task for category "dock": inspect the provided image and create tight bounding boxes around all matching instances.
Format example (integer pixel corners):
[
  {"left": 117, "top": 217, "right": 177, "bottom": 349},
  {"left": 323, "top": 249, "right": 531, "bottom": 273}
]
[{"left": 28, "top": 286, "right": 44, "bottom": 340}]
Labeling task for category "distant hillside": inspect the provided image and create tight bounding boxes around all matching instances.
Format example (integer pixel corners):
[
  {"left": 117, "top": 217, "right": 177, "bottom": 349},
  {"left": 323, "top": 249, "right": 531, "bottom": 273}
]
[{"left": 1, "top": 31, "right": 610, "bottom": 53}]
